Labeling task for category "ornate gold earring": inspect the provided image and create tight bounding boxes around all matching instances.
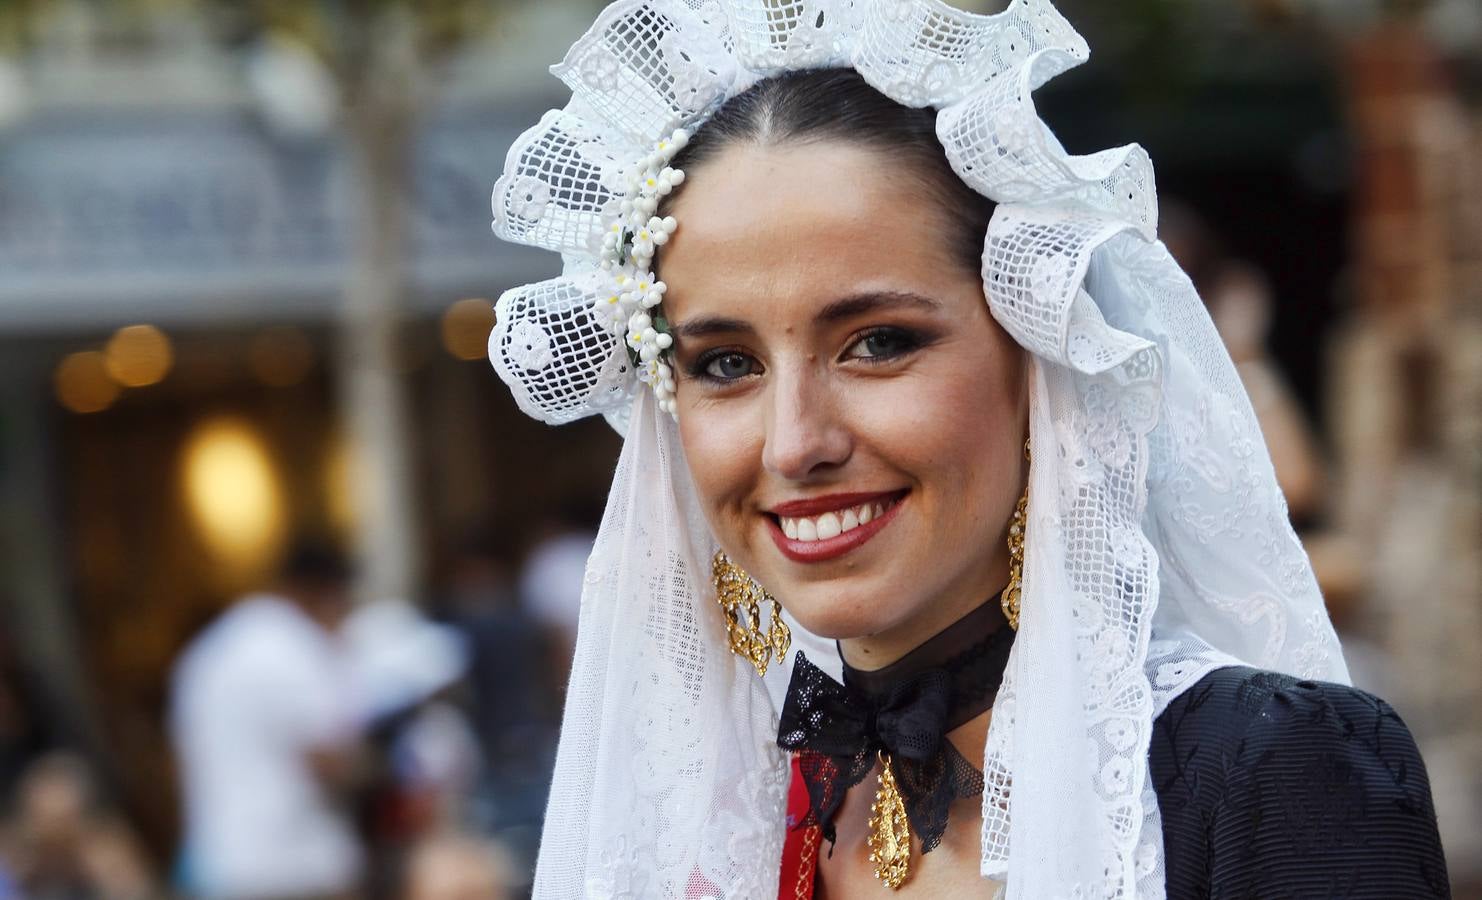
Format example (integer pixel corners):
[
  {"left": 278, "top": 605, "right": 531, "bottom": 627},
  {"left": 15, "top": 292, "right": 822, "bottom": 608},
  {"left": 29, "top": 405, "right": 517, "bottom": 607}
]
[
  {"left": 1001, "top": 439, "right": 1030, "bottom": 631},
  {"left": 711, "top": 552, "right": 792, "bottom": 677}
]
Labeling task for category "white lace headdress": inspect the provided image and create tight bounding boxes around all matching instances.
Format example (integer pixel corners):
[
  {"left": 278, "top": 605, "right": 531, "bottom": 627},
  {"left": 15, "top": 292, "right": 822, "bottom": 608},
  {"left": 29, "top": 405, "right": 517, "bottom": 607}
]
[{"left": 487, "top": 1, "right": 1349, "bottom": 896}]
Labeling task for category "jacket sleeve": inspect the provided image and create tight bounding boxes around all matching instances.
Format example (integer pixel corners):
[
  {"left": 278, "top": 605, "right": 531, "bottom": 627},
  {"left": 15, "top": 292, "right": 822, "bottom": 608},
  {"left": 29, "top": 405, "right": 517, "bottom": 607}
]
[{"left": 1203, "top": 673, "right": 1451, "bottom": 899}]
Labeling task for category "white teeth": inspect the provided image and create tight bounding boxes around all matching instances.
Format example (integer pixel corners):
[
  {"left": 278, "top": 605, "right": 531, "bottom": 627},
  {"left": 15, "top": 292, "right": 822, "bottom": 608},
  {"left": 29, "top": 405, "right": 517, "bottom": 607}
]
[
  {"left": 779, "top": 497, "right": 898, "bottom": 543},
  {"left": 796, "top": 517, "right": 818, "bottom": 542},
  {"left": 816, "top": 512, "right": 842, "bottom": 540}
]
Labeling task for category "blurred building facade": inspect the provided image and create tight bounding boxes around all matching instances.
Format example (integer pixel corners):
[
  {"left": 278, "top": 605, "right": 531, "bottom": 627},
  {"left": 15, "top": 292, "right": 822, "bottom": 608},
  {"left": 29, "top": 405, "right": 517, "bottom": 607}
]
[{"left": 0, "top": 0, "right": 623, "bottom": 866}]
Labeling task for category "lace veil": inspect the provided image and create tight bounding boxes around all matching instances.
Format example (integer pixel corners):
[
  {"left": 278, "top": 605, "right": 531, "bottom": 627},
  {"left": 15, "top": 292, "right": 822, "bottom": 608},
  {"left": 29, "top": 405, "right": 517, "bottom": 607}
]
[{"left": 486, "top": 1, "right": 1349, "bottom": 896}]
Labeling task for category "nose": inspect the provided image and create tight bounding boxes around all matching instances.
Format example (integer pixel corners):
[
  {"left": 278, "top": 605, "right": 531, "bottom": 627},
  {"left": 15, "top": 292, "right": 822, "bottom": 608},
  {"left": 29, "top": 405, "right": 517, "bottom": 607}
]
[{"left": 761, "top": 365, "right": 852, "bottom": 481}]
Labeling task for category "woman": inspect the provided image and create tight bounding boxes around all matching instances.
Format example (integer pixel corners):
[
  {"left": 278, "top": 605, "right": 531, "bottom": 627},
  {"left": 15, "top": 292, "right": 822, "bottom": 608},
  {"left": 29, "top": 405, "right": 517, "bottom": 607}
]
[{"left": 487, "top": 0, "right": 1450, "bottom": 896}]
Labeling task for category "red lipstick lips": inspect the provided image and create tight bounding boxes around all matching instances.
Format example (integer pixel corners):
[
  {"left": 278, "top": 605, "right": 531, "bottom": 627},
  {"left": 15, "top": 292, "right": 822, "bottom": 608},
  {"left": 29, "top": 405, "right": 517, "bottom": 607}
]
[{"left": 765, "top": 490, "right": 906, "bottom": 563}]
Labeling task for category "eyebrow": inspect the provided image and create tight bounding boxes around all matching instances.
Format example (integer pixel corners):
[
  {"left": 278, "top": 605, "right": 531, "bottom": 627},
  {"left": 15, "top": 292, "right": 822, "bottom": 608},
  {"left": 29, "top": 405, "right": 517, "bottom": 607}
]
[
  {"left": 817, "top": 291, "right": 941, "bottom": 322},
  {"left": 670, "top": 290, "right": 942, "bottom": 340}
]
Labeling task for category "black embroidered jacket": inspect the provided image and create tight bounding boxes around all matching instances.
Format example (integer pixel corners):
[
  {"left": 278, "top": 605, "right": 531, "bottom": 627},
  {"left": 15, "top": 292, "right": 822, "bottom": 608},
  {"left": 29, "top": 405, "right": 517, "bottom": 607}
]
[{"left": 1151, "top": 666, "right": 1451, "bottom": 899}]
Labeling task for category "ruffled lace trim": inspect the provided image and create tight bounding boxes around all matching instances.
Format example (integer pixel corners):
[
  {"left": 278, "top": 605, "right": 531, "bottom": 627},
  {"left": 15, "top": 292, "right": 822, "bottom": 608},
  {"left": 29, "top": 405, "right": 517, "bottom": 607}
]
[{"left": 488, "top": 0, "right": 1156, "bottom": 428}]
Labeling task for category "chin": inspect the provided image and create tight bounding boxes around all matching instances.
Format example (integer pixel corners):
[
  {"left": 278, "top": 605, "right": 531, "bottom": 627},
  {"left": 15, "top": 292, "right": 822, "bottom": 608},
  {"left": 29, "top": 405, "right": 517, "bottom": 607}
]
[{"left": 772, "top": 577, "right": 910, "bottom": 642}]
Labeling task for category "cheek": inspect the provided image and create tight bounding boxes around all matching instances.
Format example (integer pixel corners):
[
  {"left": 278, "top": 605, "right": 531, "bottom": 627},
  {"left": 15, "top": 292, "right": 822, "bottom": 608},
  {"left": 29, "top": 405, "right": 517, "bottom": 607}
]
[
  {"left": 856, "top": 349, "right": 1026, "bottom": 508},
  {"left": 678, "top": 403, "right": 762, "bottom": 525}
]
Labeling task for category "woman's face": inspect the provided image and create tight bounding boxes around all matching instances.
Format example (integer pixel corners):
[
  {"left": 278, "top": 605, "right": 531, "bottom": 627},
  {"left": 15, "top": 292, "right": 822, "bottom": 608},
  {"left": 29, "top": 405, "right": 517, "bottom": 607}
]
[{"left": 662, "top": 141, "right": 1028, "bottom": 661}]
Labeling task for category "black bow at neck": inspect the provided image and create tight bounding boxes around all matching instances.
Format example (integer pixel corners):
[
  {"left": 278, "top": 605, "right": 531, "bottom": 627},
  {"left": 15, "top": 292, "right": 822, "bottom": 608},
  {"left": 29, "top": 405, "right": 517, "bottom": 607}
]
[{"left": 776, "top": 597, "right": 1016, "bottom": 855}]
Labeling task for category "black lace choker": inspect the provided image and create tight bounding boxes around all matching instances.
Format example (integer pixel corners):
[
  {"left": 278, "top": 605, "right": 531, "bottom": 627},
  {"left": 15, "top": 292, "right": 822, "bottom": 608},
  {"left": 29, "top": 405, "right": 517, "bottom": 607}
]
[
  {"left": 776, "top": 594, "right": 1016, "bottom": 857},
  {"left": 841, "top": 596, "right": 1015, "bottom": 733}
]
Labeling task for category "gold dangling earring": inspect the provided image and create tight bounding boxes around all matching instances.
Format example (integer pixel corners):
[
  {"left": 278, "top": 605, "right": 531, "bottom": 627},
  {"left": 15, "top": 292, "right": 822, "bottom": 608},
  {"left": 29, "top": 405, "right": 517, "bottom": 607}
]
[
  {"left": 711, "top": 552, "right": 792, "bottom": 677},
  {"left": 1001, "top": 439, "right": 1030, "bottom": 631}
]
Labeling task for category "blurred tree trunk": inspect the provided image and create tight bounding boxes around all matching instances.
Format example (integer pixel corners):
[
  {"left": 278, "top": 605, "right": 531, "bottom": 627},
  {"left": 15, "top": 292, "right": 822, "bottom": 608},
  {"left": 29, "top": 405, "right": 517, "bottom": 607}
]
[
  {"left": 336, "top": 8, "right": 422, "bottom": 604},
  {"left": 197, "top": 0, "right": 514, "bottom": 609},
  {"left": 0, "top": 367, "right": 103, "bottom": 757}
]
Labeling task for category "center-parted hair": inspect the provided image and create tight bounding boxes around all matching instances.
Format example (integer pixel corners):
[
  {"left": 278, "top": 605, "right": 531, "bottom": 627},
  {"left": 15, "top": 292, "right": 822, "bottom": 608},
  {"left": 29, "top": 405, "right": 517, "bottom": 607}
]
[{"left": 664, "top": 67, "right": 996, "bottom": 273}]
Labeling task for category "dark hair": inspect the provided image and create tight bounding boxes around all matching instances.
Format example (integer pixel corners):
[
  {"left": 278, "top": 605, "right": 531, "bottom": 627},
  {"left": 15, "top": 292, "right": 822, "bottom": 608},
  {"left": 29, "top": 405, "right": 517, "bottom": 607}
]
[
  {"left": 280, "top": 539, "right": 351, "bottom": 587},
  {"left": 664, "top": 68, "right": 994, "bottom": 272}
]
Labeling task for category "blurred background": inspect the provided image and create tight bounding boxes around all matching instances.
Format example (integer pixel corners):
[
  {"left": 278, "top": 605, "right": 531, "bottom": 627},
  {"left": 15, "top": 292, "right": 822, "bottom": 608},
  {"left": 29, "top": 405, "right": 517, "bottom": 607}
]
[{"left": 0, "top": 0, "right": 1477, "bottom": 897}]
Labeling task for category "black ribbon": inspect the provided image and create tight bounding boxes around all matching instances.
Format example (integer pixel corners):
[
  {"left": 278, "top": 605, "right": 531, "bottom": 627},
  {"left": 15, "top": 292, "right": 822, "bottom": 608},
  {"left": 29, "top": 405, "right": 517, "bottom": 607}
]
[
  {"left": 778, "top": 653, "right": 986, "bottom": 854},
  {"left": 776, "top": 597, "right": 1015, "bottom": 855},
  {"left": 783, "top": 654, "right": 950, "bottom": 759}
]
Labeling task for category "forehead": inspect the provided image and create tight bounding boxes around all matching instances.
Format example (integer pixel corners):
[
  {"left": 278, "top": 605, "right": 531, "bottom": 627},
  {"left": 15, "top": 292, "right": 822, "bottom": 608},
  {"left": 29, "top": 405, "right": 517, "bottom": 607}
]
[{"left": 658, "top": 141, "right": 973, "bottom": 320}]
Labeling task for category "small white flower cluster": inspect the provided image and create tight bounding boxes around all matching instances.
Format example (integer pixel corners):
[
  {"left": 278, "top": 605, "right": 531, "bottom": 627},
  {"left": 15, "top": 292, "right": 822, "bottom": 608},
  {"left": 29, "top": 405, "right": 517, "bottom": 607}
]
[{"left": 592, "top": 128, "right": 690, "bottom": 418}]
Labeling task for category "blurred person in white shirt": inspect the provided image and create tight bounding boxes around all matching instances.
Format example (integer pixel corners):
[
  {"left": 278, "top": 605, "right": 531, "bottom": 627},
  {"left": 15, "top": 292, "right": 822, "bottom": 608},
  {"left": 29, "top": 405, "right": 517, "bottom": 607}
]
[
  {"left": 517, "top": 513, "right": 597, "bottom": 670},
  {"left": 170, "top": 542, "right": 363, "bottom": 900}
]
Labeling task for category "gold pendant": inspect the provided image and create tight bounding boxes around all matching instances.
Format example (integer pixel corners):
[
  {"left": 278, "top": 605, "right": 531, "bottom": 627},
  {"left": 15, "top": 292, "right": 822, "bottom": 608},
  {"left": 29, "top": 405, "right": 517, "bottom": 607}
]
[{"left": 866, "top": 752, "right": 911, "bottom": 890}]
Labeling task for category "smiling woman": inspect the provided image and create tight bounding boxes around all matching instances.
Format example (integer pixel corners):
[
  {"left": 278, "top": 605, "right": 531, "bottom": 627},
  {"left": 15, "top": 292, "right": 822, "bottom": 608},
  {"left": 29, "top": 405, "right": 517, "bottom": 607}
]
[
  {"left": 653, "top": 78, "right": 1032, "bottom": 895},
  {"left": 485, "top": 1, "right": 1449, "bottom": 898},
  {"left": 661, "top": 116, "right": 1027, "bottom": 660}
]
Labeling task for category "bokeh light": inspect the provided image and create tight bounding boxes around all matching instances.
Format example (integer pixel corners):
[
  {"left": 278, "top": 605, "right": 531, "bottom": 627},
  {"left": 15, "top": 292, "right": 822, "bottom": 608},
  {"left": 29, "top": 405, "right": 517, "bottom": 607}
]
[
  {"left": 440, "top": 298, "right": 496, "bottom": 362},
  {"left": 247, "top": 326, "right": 315, "bottom": 387},
  {"left": 104, "top": 324, "right": 174, "bottom": 388},
  {"left": 54, "top": 351, "right": 122, "bottom": 414},
  {"left": 181, "top": 416, "right": 288, "bottom": 580}
]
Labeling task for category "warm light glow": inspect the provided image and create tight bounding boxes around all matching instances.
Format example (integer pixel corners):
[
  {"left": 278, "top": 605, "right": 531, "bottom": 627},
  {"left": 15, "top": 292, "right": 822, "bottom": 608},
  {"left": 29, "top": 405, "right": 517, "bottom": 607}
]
[
  {"left": 182, "top": 417, "right": 287, "bottom": 580},
  {"left": 247, "top": 326, "right": 315, "bottom": 387},
  {"left": 54, "top": 351, "right": 121, "bottom": 414},
  {"left": 104, "top": 324, "right": 174, "bottom": 388},
  {"left": 324, "top": 429, "right": 360, "bottom": 539},
  {"left": 440, "top": 298, "right": 497, "bottom": 361}
]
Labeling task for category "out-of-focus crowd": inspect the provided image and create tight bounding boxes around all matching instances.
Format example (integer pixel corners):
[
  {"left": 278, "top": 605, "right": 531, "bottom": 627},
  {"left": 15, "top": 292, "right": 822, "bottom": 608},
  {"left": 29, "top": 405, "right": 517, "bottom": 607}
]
[{"left": 0, "top": 522, "right": 595, "bottom": 900}]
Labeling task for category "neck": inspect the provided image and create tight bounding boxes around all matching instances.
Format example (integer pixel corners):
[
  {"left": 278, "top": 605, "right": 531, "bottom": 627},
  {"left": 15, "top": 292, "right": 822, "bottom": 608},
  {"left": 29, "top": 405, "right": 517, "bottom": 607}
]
[
  {"left": 946, "top": 707, "right": 993, "bottom": 764},
  {"left": 838, "top": 595, "right": 1014, "bottom": 733},
  {"left": 838, "top": 554, "right": 1009, "bottom": 672}
]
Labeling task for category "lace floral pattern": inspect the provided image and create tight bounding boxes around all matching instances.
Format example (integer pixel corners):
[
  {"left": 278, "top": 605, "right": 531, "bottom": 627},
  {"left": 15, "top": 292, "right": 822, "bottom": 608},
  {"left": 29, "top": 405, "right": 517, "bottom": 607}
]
[
  {"left": 697, "top": 758, "right": 790, "bottom": 898},
  {"left": 1104, "top": 236, "right": 1343, "bottom": 692},
  {"left": 506, "top": 320, "right": 555, "bottom": 372},
  {"left": 974, "top": 206, "right": 1166, "bottom": 897},
  {"left": 586, "top": 835, "right": 650, "bottom": 899}
]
